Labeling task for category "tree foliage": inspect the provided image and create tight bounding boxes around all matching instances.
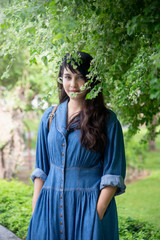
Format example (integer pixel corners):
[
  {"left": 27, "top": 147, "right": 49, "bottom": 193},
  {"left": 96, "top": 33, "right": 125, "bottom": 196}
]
[
  {"left": 0, "top": 0, "right": 160, "bottom": 137},
  {"left": 0, "top": 49, "right": 58, "bottom": 111}
]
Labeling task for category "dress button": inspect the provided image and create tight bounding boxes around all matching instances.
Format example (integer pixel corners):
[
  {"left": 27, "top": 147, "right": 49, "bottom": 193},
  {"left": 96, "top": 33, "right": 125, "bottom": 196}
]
[
  {"left": 60, "top": 213, "right": 62, "bottom": 217},
  {"left": 60, "top": 195, "right": 62, "bottom": 199},
  {"left": 60, "top": 204, "right": 62, "bottom": 208},
  {"left": 60, "top": 221, "right": 63, "bottom": 225},
  {"left": 62, "top": 143, "right": 65, "bottom": 147},
  {"left": 60, "top": 186, "right": 62, "bottom": 189},
  {"left": 60, "top": 230, "right": 63, "bottom": 234},
  {"left": 62, "top": 162, "right": 63, "bottom": 165},
  {"left": 61, "top": 178, "right": 63, "bottom": 181},
  {"left": 62, "top": 152, "right": 64, "bottom": 156}
]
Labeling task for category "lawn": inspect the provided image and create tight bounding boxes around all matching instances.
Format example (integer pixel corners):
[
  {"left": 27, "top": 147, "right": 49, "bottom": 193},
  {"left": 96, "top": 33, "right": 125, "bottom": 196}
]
[
  {"left": 117, "top": 127, "right": 160, "bottom": 229},
  {"left": 117, "top": 170, "right": 160, "bottom": 229}
]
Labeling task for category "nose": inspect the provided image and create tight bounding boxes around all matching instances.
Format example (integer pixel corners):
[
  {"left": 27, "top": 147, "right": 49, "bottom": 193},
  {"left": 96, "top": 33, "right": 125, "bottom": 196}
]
[{"left": 70, "top": 77, "right": 78, "bottom": 88}]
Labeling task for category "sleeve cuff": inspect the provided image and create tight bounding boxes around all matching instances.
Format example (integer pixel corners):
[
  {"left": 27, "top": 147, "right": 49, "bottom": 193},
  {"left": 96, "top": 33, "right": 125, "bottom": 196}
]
[
  {"left": 31, "top": 168, "right": 48, "bottom": 183},
  {"left": 100, "top": 174, "right": 126, "bottom": 196}
]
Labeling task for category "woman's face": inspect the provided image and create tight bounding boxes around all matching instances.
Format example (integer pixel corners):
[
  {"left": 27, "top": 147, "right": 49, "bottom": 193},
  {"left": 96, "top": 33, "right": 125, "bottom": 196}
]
[{"left": 62, "top": 67, "right": 87, "bottom": 100}]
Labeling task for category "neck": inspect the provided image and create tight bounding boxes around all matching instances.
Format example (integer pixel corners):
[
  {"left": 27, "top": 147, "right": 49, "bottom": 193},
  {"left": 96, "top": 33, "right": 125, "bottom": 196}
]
[{"left": 68, "top": 98, "right": 84, "bottom": 113}]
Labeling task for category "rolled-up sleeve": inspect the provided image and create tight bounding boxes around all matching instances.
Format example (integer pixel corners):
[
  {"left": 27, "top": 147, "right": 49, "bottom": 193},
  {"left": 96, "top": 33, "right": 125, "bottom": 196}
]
[
  {"left": 31, "top": 108, "right": 52, "bottom": 183},
  {"left": 100, "top": 118, "right": 126, "bottom": 196},
  {"left": 31, "top": 168, "right": 48, "bottom": 183}
]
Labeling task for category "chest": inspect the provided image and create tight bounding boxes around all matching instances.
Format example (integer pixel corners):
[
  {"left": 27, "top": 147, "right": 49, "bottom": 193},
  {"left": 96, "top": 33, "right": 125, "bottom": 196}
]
[
  {"left": 67, "top": 108, "right": 80, "bottom": 127},
  {"left": 48, "top": 119, "right": 102, "bottom": 168}
]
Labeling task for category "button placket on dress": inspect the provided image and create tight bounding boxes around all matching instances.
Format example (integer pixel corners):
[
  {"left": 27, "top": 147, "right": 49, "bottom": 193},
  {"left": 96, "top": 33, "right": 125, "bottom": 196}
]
[
  {"left": 59, "top": 143, "right": 64, "bottom": 239},
  {"left": 55, "top": 106, "right": 72, "bottom": 240},
  {"left": 59, "top": 131, "right": 68, "bottom": 240}
]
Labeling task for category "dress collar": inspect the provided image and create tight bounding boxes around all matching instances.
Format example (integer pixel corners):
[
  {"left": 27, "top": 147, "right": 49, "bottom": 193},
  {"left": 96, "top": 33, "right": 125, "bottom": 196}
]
[
  {"left": 55, "top": 98, "right": 80, "bottom": 137},
  {"left": 55, "top": 98, "right": 69, "bottom": 137}
]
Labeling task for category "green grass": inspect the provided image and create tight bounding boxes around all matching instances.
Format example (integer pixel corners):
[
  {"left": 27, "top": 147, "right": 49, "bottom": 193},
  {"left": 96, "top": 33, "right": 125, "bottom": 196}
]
[
  {"left": 116, "top": 128, "right": 160, "bottom": 231},
  {"left": 143, "top": 150, "right": 160, "bottom": 170},
  {"left": 117, "top": 170, "right": 160, "bottom": 229},
  {"left": 117, "top": 128, "right": 160, "bottom": 230}
]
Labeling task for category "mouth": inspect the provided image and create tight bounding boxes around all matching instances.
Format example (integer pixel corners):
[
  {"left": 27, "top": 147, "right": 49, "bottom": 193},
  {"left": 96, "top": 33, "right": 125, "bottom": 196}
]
[{"left": 70, "top": 90, "right": 80, "bottom": 93}]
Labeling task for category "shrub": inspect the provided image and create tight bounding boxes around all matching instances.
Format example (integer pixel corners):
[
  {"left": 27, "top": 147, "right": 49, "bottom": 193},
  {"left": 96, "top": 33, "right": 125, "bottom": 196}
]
[
  {"left": 0, "top": 179, "right": 33, "bottom": 239},
  {"left": 119, "top": 216, "right": 160, "bottom": 240}
]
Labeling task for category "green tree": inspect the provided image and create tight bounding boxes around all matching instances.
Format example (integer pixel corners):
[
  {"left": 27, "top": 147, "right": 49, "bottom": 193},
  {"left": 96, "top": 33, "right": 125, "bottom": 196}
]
[
  {"left": 0, "top": 50, "right": 58, "bottom": 111},
  {"left": 0, "top": 0, "right": 160, "bottom": 139}
]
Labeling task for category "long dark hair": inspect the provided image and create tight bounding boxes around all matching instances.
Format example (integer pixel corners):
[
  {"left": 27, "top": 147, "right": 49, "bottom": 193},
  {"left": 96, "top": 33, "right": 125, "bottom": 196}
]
[{"left": 57, "top": 51, "right": 110, "bottom": 153}]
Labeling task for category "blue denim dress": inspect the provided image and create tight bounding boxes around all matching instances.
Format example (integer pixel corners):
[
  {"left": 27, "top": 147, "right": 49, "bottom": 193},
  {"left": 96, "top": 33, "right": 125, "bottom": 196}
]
[{"left": 27, "top": 98, "right": 126, "bottom": 240}]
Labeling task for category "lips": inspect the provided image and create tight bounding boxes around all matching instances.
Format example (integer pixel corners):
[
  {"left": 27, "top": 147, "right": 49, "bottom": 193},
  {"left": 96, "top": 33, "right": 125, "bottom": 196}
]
[{"left": 70, "top": 90, "right": 79, "bottom": 93}]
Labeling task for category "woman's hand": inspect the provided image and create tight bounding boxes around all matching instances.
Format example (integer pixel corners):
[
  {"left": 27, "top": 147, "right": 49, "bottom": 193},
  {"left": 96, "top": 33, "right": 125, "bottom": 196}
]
[
  {"left": 32, "top": 177, "right": 44, "bottom": 215},
  {"left": 32, "top": 199, "right": 37, "bottom": 215},
  {"left": 96, "top": 204, "right": 106, "bottom": 221},
  {"left": 96, "top": 186, "right": 118, "bottom": 221}
]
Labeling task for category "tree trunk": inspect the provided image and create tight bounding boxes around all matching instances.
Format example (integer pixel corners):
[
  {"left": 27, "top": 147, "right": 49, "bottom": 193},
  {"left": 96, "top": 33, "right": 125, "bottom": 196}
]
[
  {"left": 149, "top": 138, "right": 156, "bottom": 151},
  {"left": 148, "top": 115, "right": 157, "bottom": 151}
]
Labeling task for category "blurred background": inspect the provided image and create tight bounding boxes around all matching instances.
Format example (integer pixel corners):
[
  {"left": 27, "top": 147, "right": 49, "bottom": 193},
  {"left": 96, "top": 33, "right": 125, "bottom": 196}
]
[{"left": 0, "top": 0, "right": 160, "bottom": 239}]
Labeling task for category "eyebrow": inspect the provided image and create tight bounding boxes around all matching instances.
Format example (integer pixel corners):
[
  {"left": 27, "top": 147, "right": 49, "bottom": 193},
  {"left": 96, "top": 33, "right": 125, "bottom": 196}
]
[{"left": 64, "top": 73, "right": 83, "bottom": 76}]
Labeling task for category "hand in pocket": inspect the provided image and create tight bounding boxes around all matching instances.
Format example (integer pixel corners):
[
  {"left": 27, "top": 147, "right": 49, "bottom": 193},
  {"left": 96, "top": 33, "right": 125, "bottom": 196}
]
[{"left": 96, "top": 205, "right": 106, "bottom": 221}]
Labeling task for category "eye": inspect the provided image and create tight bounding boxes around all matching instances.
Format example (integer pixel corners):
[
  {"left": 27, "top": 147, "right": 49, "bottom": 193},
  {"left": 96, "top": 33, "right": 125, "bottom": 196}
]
[
  {"left": 64, "top": 76, "right": 71, "bottom": 80},
  {"left": 77, "top": 76, "right": 84, "bottom": 80}
]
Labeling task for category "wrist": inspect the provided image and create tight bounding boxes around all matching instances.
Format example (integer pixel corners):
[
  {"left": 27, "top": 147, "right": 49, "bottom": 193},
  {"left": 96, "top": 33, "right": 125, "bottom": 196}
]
[
  {"left": 32, "top": 196, "right": 38, "bottom": 207},
  {"left": 97, "top": 202, "right": 107, "bottom": 213}
]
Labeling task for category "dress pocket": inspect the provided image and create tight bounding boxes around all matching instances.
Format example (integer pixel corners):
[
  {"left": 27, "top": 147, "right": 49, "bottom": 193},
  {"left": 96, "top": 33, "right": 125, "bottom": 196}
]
[
  {"left": 103, "top": 199, "right": 113, "bottom": 220},
  {"left": 95, "top": 208, "right": 102, "bottom": 222},
  {"left": 96, "top": 199, "right": 113, "bottom": 222}
]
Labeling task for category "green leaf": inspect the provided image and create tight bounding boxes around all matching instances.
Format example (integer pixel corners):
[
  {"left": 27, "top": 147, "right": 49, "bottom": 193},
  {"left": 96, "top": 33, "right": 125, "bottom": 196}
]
[
  {"left": 52, "top": 33, "right": 63, "bottom": 43},
  {"left": 41, "top": 56, "right": 48, "bottom": 66}
]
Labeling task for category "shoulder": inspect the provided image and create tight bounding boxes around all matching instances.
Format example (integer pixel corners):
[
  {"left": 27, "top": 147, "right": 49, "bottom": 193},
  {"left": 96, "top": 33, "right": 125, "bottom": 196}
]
[
  {"left": 105, "top": 108, "right": 124, "bottom": 136},
  {"left": 106, "top": 108, "right": 118, "bottom": 126}
]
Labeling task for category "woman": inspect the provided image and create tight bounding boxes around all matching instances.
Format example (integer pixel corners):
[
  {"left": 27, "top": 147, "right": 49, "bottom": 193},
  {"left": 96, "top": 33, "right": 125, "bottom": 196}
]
[{"left": 27, "top": 51, "right": 126, "bottom": 240}]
